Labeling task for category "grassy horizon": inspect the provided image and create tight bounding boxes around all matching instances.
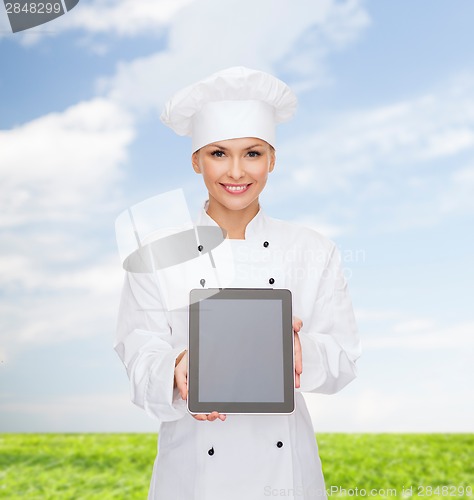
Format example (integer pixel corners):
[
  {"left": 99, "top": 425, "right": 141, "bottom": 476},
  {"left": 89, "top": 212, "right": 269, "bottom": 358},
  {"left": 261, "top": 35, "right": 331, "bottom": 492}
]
[{"left": 1, "top": 433, "right": 472, "bottom": 499}]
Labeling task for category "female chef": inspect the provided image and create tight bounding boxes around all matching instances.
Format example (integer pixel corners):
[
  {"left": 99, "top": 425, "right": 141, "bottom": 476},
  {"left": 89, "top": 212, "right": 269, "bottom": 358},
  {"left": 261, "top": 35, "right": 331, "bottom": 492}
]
[{"left": 115, "top": 66, "right": 361, "bottom": 499}]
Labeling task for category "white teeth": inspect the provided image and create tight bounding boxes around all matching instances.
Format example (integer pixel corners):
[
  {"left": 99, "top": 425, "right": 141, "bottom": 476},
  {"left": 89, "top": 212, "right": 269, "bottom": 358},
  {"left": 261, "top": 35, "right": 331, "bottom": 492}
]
[{"left": 225, "top": 185, "right": 247, "bottom": 191}]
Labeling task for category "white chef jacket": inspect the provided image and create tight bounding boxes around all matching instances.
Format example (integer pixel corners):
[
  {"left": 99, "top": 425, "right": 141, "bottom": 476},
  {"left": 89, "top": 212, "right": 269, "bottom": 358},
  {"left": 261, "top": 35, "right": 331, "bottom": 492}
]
[{"left": 115, "top": 202, "right": 361, "bottom": 500}]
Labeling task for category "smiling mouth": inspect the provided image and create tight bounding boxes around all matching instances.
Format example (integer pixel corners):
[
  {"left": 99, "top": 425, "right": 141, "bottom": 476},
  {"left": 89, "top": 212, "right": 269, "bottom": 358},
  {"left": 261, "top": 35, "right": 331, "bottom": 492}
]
[{"left": 220, "top": 183, "right": 251, "bottom": 194}]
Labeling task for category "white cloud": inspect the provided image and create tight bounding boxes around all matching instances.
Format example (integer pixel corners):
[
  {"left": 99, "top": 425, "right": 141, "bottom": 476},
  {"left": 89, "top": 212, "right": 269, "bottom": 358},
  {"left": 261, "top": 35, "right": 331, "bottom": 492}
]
[
  {"left": 262, "top": 72, "right": 474, "bottom": 234},
  {"left": 363, "top": 321, "right": 474, "bottom": 351},
  {"left": 305, "top": 390, "right": 401, "bottom": 432},
  {"left": 2, "top": 0, "right": 370, "bottom": 61},
  {"left": 304, "top": 305, "right": 474, "bottom": 431},
  {"left": 289, "top": 215, "right": 346, "bottom": 239},
  {"left": 355, "top": 308, "right": 474, "bottom": 352},
  {"left": 0, "top": 258, "right": 123, "bottom": 352},
  {"left": 0, "top": 255, "right": 42, "bottom": 292},
  {"left": 305, "top": 387, "right": 473, "bottom": 432},
  {"left": 62, "top": 0, "right": 194, "bottom": 36},
  {"left": 303, "top": 312, "right": 474, "bottom": 432},
  {"left": 0, "top": 97, "right": 134, "bottom": 362},
  {"left": 100, "top": 0, "right": 369, "bottom": 114},
  {"left": 0, "top": 98, "right": 134, "bottom": 225},
  {"left": 0, "top": 0, "right": 195, "bottom": 44},
  {"left": 0, "top": 391, "right": 154, "bottom": 432},
  {"left": 439, "top": 164, "right": 474, "bottom": 215},
  {"left": 392, "top": 319, "right": 435, "bottom": 334},
  {"left": 354, "top": 308, "right": 403, "bottom": 322},
  {"left": 275, "top": 74, "right": 474, "bottom": 198}
]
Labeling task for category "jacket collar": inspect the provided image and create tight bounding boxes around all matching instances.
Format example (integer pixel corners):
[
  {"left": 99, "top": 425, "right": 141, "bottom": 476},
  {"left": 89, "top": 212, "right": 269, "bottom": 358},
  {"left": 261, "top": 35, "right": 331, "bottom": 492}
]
[{"left": 196, "top": 199, "right": 267, "bottom": 240}]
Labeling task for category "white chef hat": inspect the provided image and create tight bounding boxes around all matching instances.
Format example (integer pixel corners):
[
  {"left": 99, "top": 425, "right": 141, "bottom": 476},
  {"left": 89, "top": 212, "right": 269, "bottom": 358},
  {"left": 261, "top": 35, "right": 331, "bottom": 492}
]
[{"left": 160, "top": 66, "right": 297, "bottom": 152}]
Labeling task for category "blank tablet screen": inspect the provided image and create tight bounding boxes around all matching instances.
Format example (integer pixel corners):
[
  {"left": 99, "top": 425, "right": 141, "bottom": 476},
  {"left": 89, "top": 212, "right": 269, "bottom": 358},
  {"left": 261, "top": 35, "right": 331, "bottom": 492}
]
[{"left": 188, "top": 288, "right": 294, "bottom": 414}]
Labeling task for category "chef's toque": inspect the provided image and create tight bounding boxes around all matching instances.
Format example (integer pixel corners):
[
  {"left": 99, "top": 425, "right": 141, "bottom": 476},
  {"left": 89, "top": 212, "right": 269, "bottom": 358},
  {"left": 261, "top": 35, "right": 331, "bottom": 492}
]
[{"left": 160, "top": 66, "right": 297, "bottom": 152}]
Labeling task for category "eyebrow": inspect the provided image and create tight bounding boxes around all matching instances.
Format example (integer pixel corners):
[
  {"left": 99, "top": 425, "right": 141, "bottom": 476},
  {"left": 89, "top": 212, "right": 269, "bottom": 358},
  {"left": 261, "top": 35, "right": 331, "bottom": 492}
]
[{"left": 209, "top": 143, "right": 265, "bottom": 151}]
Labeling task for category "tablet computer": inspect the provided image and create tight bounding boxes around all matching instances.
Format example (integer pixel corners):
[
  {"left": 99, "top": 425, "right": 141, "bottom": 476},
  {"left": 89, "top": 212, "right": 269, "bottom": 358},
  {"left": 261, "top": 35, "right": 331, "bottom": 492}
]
[{"left": 187, "top": 288, "right": 295, "bottom": 415}]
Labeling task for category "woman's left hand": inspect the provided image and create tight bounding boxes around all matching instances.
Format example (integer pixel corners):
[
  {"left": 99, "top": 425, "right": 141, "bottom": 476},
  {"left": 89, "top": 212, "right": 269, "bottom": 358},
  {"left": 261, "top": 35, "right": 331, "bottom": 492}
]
[{"left": 292, "top": 316, "right": 303, "bottom": 388}]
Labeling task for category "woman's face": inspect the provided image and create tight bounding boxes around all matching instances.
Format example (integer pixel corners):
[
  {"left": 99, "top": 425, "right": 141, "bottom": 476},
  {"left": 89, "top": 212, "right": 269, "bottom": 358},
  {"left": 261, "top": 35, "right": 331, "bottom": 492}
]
[{"left": 192, "top": 137, "right": 275, "bottom": 214}]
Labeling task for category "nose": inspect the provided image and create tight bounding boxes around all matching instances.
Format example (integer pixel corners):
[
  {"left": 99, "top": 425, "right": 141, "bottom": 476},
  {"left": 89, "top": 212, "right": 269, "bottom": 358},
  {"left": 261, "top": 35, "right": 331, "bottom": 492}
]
[{"left": 227, "top": 157, "right": 245, "bottom": 180}]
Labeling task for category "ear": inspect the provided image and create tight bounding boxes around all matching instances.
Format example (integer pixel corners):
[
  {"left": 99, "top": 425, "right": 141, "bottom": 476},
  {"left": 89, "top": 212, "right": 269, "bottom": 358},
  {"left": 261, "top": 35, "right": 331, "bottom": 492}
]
[
  {"left": 192, "top": 151, "right": 201, "bottom": 173},
  {"left": 268, "top": 149, "right": 276, "bottom": 173}
]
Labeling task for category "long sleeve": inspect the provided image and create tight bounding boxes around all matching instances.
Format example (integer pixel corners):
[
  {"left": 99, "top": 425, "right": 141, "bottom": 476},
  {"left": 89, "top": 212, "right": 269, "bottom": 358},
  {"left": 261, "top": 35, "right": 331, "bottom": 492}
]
[
  {"left": 297, "top": 241, "right": 361, "bottom": 395},
  {"left": 114, "top": 270, "right": 188, "bottom": 422}
]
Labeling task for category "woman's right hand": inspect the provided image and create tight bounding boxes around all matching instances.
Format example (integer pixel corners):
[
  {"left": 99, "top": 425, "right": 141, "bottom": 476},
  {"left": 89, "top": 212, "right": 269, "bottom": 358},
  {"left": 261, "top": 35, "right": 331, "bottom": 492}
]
[{"left": 174, "top": 351, "right": 226, "bottom": 422}]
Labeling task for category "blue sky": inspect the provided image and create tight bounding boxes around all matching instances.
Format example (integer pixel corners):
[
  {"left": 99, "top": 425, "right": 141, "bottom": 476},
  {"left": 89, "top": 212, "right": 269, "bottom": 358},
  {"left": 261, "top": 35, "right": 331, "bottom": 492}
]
[{"left": 1, "top": 0, "right": 473, "bottom": 432}]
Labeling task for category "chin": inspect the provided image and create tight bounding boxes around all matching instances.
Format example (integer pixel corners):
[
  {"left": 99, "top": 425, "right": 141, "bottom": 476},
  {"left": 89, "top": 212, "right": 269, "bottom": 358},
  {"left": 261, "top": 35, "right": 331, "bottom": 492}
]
[{"left": 223, "top": 201, "right": 252, "bottom": 211}]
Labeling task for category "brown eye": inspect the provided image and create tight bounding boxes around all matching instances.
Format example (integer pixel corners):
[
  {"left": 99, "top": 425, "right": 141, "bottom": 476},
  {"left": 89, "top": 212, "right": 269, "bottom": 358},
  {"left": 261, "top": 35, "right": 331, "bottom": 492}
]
[
  {"left": 211, "top": 150, "right": 225, "bottom": 158},
  {"left": 247, "top": 150, "right": 261, "bottom": 157}
]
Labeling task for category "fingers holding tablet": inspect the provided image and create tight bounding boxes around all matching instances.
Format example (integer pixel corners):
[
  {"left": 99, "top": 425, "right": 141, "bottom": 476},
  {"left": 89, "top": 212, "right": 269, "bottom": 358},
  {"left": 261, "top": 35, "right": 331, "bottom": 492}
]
[
  {"left": 293, "top": 332, "right": 302, "bottom": 389},
  {"left": 175, "top": 351, "right": 227, "bottom": 421},
  {"left": 193, "top": 411, "right": 227, "bottom": 421},
  {"left": 292, "top": 316, "right": 303, "bottom": 389},
  {"left": 174, "top": 352, "right": 188, "bottom": 400},
  {"left": 292, "top": 316, "right": 303, "bottom": 332}
]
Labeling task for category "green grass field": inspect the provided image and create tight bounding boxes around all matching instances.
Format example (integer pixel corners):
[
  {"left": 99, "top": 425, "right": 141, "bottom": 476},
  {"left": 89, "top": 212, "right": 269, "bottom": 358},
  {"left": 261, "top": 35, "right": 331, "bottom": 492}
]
[{"left": 0, "top": 434, "right": 472, "bottom": 499}]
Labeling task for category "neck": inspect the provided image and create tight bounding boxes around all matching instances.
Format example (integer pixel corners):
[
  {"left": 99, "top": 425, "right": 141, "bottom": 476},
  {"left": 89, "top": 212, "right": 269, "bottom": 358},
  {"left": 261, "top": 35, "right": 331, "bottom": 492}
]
[{"left": 206, "top": 197, "right": 259, "bottom": 239}]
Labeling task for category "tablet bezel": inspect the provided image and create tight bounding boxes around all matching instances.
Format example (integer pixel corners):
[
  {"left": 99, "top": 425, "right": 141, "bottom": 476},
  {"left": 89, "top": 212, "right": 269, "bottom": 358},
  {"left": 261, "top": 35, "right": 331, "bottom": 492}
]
[{"left": 187, "top": 288, "right": 295, "bottom": 415}]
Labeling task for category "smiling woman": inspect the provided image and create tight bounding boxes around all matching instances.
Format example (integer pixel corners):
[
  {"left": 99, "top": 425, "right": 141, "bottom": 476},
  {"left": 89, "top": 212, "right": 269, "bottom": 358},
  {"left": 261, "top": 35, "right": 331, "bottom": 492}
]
[
  {"left": 114, "top": 66, "right": 361, "bottom": 500},
  {"left": 192, "top": 138, "right": 275, "bottom": 239}
]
